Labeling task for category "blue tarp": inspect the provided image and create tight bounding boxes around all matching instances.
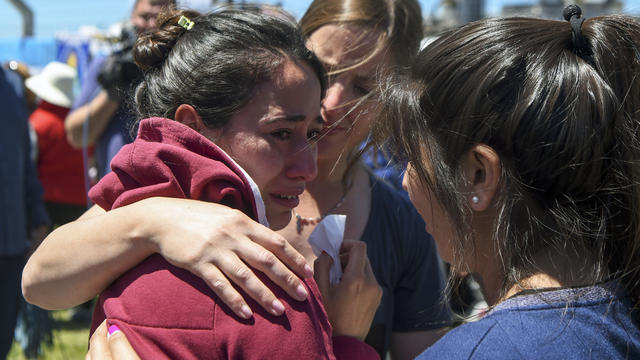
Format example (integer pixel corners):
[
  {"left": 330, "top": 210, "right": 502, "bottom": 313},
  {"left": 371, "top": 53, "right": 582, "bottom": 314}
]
[
  {"left": 0, "top": 36, "right": 57, "bottom": 68},
  {"left": 0, "top": 36, "right": 93, "bottom": 86}
]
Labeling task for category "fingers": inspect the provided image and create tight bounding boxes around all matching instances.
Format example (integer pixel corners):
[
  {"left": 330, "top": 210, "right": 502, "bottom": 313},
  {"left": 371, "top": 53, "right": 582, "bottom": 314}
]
[
  {"left": 238, "top": 242, "right": 310, "bottom": 303},
  {"left": 197, "top": 263, "right": 255, "bottom": 319},
  {"left": 340, "top": 240, "right": 367, "bottom": 278},
  {"left": 214, "top": 225, "right": 311, "bottom": 311},
  {"left": 314, "top": 252, "right": 333, "bottom": 298},
  {"left": 87, "top": 320, "right": 111, "bottom": 360},
  {"left": 338, "top": 253, "right": 349, "bottom": 271},
  {"left": 146, "top": 202, "right": 314, "bottom": 319},
  {"left": 363, "top": 256, "right": 377, "bottom": 283},
  {"left": 317, "top": 242, "right": 381, "bottom": 340},
  {"left": 251, "top": 230, "right": 314, "bottom": 279},
  {"left": 107, "top": 325, "right": 140, "bottom": 360},
  {"left": 201, "top": 256, "right": 289, "bottom": 317}
]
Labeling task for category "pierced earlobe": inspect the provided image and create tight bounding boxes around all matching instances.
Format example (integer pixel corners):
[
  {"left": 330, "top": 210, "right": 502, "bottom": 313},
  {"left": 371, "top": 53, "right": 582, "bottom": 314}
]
[{"left": 471, "top": 195, "right": 480, "bottom": 204}]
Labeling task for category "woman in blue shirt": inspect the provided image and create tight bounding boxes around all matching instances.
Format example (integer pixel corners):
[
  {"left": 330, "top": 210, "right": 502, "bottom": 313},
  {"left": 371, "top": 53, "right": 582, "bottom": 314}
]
[{"left": 375, "top": 5, "right": 640, "bottom": 358}]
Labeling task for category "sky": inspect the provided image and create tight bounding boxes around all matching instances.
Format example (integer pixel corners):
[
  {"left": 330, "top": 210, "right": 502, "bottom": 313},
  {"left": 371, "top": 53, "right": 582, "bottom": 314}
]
[{"left": 1, "top": 0, "right": 640, "bottom": 38}]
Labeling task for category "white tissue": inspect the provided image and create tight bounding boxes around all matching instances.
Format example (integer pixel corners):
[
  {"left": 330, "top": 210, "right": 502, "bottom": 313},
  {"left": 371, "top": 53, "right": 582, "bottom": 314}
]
[{"left": 307, "top": 214, "right": 346, "bottom": 284}]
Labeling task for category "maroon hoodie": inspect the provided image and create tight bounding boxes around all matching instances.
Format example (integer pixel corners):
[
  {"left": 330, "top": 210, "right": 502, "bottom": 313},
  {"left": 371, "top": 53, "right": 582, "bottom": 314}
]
[{"left": 89, "top": 118, "right": 378, "bottom": 359}]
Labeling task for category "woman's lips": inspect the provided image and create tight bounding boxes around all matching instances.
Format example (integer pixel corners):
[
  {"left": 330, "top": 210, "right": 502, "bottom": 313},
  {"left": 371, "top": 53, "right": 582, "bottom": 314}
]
[{"left": 270, "top": 193, "right": 301, "bottom": 208}]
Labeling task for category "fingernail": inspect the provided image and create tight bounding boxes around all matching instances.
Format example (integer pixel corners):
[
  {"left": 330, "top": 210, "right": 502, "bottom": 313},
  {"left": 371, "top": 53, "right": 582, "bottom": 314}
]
[
  {"left": 107, "top": 325, "right": 120, "bottom": 339},
  {"left": 304, "top": 264, "right": 314, "bottom": 278},
  {"left": 295, "top": 284, "right": 308, "bottom": 300},
  {"left": 271, "top": 299, "right": 285, "bottom": 315},
  {"left": 240, "top": 304, "right": 253, "bottom": 319}
]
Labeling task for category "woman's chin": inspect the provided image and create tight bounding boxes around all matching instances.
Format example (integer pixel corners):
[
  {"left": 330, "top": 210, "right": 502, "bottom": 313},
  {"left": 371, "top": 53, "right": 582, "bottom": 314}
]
[{"left": 266, "top": 211, "right": 293, "bottom": 231}]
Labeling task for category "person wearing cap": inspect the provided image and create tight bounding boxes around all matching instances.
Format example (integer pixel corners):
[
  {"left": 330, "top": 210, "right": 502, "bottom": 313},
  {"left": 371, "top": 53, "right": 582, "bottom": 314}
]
[{"left": 27, "top": 61, "right": 89, "bottom": 227}]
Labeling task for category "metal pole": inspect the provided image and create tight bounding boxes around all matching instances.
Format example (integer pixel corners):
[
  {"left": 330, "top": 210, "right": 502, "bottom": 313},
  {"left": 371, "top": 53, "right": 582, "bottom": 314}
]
[{"left": 8, "top": 0, "right": 34, "bottom": 37}]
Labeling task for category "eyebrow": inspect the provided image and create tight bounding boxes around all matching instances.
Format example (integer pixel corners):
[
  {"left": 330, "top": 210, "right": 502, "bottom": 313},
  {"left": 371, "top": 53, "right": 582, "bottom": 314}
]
[{"left": 262, "top": 115, "right": 323, "bottom": 125}]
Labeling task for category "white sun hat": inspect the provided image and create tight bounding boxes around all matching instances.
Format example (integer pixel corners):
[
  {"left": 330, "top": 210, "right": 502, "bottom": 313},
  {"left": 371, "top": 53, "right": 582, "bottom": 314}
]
[{"left": 25, "top": 61, "right": 76, "bottom": 108}]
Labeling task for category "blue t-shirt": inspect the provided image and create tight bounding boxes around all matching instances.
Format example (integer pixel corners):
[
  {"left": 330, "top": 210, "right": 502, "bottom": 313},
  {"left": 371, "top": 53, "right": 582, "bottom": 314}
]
[
  {"left": 363, "top": 174, "right": 451, "bottom": 356},
  {"left": 361, "top": 146, "right": 405, "bottom": 191},
  {"left": 418, "top": 282, "right": 640, "bottom": 359},
  {"left": 72, "top": 55, "right": 135, "bottom": 178}
]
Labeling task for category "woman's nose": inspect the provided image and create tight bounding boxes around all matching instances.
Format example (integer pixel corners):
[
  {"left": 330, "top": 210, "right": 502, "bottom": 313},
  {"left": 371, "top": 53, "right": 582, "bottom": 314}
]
[
  {"left": 286, "top": 143, "right": 318, "bottom": 183},
  {"left": 321, "top": 82, "right": 348, "bottom": 124}
]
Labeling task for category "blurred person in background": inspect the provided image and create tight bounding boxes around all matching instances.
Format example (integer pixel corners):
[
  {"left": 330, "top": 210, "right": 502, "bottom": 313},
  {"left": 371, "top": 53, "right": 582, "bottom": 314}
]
[
  {"left": 27, "top": 61, "right": 88, "bottom": 227},
  {"left": 64, "top": 0, "right": 176, "bottom": 180},
  {"left": 0, "top": 61, "right": 50, "bottom": 359},
  {"left": 3, "top": 60, "right": 55, "bottom": 360}
]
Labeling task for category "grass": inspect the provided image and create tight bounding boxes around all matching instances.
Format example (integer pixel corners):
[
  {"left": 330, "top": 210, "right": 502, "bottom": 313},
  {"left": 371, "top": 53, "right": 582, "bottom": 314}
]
[{"left": 7, "top": 308, "right": 90, "bottom": 360}]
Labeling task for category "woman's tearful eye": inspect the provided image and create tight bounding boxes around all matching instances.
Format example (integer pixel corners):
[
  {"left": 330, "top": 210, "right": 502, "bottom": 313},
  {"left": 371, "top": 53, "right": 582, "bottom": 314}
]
[
  {"left": 308, "top": 129, "right": 322, "bottom": 140},
  {"left": 271, "top": 129, "right": 292, "bottom": 140}
]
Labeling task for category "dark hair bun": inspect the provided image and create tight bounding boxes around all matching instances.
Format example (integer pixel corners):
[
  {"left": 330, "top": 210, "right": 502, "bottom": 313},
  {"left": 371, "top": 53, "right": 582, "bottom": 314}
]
[{"left": 133, "top": 9, "right": 201, "bottom": 71}]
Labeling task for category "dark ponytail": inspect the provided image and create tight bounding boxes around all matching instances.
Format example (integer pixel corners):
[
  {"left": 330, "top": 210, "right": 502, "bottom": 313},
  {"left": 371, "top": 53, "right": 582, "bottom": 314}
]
[{"left": 376, "top": 14, "right": 640, "bottom": 306}]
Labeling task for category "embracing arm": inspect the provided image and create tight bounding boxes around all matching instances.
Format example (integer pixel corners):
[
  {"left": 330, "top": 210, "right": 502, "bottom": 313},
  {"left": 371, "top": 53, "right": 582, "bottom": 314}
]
[
  {"left": 87, "top": 240, "right": 382, "bottom": 360},
  {"left": 22, "top": 202, "right": 156, "bottom": 309},
  {"left": 22, "top": 197, "right": 313, "bottom": 318}
]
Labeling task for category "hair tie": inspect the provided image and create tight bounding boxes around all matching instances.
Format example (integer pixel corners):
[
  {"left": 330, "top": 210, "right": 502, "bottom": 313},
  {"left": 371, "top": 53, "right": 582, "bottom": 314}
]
[
  {"left": 562, "top": 5, "right": 590, "bottom": 57},
  {"left": 178, "top": 15, "right": 195, "bottom": 30}
]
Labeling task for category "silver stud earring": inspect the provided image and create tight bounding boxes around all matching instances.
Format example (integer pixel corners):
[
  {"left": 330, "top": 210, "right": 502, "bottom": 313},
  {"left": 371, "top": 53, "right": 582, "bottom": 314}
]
[{"left": 471, "top": 195, "right": 480, "bottom": 204}]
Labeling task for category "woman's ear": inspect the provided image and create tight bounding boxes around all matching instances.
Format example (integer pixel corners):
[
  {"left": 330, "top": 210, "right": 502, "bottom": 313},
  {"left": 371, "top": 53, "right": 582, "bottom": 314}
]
[
  {"left": 175, "top": 104, "right": 205, "bottom": 132},
  {"left": 460, "top": 144, "right": 501, "bottom": 212}
]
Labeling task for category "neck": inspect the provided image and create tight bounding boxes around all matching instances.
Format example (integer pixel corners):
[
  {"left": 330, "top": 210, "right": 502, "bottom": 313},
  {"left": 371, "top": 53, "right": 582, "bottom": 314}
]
[
  {"left": 468, "top": 208, "right": 606, "bottom": 305},
  {"left": 298, "top": 155, "right": 362, "bottom": 220},
  {"left": 311, "top": 154, "right": 350, "bottom": 188},
  {"left": 502, "top": 246, "right": 604, "bottom": 301},
  {"left": 474, "top": 242, "right": 605, "bottom": 306}
]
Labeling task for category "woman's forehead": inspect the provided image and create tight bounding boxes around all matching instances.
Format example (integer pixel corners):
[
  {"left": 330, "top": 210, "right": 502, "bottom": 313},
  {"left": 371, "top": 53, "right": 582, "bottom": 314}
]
[
  {"left": 230, "top": 60, "right": 321, "bottom": 127},
  {"left": 307, "top": 24, "right": 386, "bottom": 69}
]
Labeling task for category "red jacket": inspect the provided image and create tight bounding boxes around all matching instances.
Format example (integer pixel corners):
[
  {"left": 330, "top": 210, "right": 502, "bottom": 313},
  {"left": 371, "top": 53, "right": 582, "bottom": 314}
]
[
  {"left": 89, "top": 118, "right": 378, "bottom": 360},
  {"left": 29, "top": 101, "right": 87, "bottom": 205}
]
